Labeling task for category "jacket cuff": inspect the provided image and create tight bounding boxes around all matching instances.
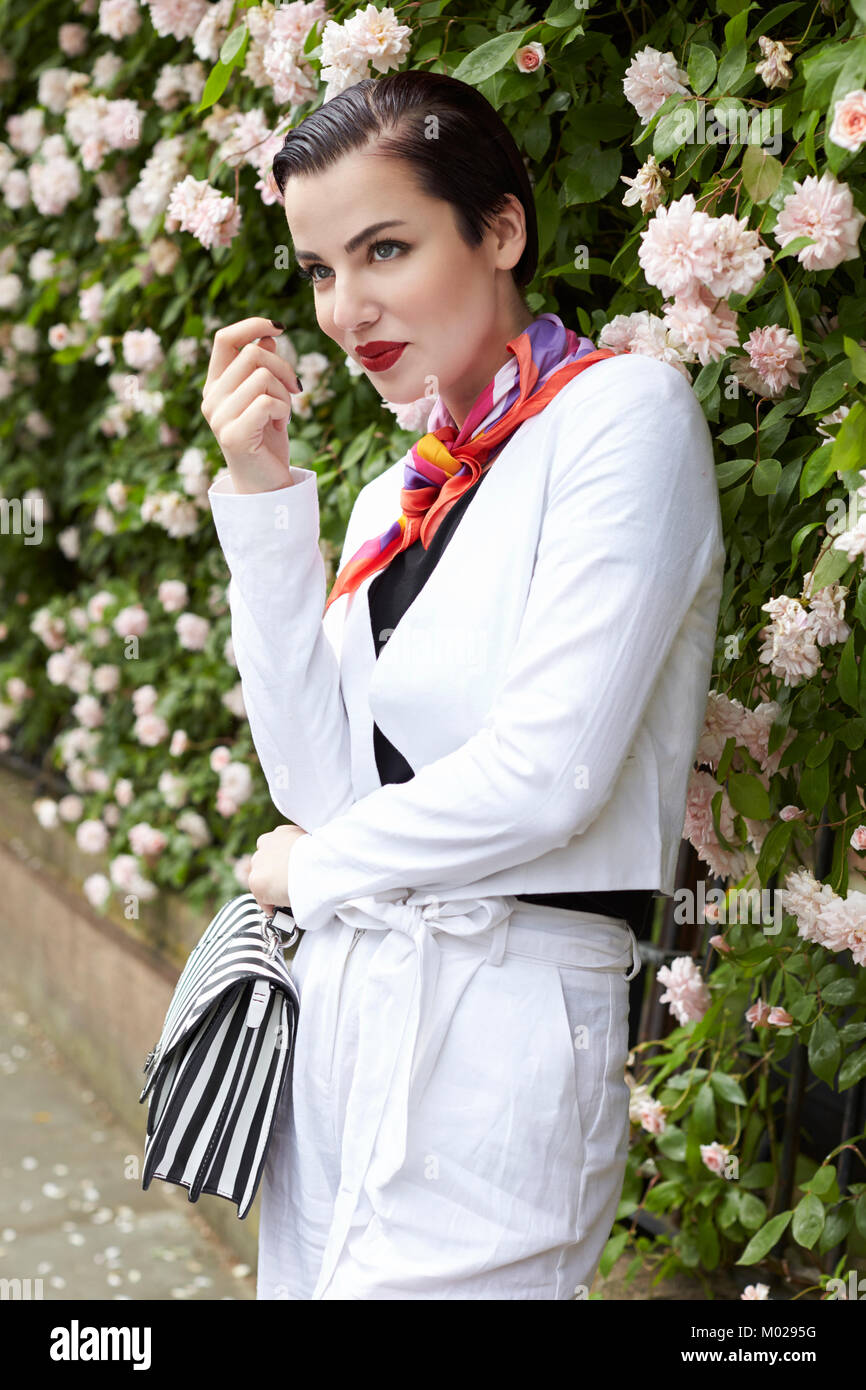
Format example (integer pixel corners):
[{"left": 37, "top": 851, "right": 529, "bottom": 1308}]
[
  {"left": 207, "top": 466, "right": 318, "bottom": 566},
  {"left": 287, "top": 829, "right": 337, "bottom": 933}
]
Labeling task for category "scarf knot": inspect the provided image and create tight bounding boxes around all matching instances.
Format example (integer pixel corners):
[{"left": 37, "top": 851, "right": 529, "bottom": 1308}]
[{"left": 324, "top": 314, "right": 618, "bottom": 612}]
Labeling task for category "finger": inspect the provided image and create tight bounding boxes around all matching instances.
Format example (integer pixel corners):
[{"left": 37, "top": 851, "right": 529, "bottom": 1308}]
[
  {"left": 204, "top": 341, "right": 301, "bottom": 419},
  {"left": 219, "top": 391, "right": 294, "bottom": 451},
  {"left": 259, "top": 335, "right": 304, "bottom": 393},
  {"left": 204, "top": 317, "right": 286, "bottom": 394},
  {"left": 209, "top": 365, "right": 294, "bottom": 439}
]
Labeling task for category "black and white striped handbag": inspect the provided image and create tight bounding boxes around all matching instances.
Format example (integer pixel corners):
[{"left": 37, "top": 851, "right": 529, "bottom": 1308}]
[{"left": 138, "top": 893, "right": 301, "bottom": 1220}]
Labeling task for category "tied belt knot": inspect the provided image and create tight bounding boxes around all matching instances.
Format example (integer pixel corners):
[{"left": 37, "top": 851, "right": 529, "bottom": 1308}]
[{"left": 306, "top": 888, "right": 639, "bottom": 1300}]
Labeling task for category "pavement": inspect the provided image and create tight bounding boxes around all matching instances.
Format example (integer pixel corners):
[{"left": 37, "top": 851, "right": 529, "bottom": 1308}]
[{"left": 0, "top": 976, "right": 257, "bottom": 1301}]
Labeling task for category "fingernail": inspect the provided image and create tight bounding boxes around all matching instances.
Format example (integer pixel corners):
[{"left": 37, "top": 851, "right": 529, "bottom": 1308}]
[
  {"left": 270, "top": 320, "right": 285, "bottom": 331},
  {"left": 295, "top": 377, "right": 304, "bottom": 393}
]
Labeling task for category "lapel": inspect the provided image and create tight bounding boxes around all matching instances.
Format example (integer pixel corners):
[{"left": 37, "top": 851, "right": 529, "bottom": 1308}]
[{"left": 337, "top": 407, "right": 555, "bottom": 797}]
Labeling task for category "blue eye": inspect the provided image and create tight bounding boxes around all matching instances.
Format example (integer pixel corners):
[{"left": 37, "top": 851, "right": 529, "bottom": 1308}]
[{"left": 296, "top": 239, "right": 408, "bottom": 285}]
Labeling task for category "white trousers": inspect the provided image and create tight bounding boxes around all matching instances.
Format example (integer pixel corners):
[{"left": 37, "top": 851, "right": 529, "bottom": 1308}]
[{"left": 256, "top": 889, "right": 641, "bottom": 1300}]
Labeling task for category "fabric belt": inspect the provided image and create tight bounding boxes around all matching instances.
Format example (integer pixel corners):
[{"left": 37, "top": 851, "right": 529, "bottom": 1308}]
[{"left": 306, "top": 888, "right": 641, "bottom": 1300}]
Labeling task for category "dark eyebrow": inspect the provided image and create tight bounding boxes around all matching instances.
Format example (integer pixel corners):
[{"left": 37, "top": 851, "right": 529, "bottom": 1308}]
[{"left": 294, "top": 220, "right": 408, "bottom": 263}]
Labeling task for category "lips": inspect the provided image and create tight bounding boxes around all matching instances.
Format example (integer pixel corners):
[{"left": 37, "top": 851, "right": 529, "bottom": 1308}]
[{"left": 357, "top": 342, "right": 408, "bottom": 372}]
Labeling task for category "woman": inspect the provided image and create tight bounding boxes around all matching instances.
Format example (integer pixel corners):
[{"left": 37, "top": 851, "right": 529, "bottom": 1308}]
[{"left": 203, "top": 71, "right": 725, "bottom": 1300}]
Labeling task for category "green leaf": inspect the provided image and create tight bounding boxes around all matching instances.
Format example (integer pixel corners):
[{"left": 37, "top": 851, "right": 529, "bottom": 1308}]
[
  {"left": 838, "top": 632, "right": 860, "bottom": 711},
  {"left": 808, "top": 1013, "right": 841, "bottom": 1085},
  {"left": 839, "top": 1044, "right": 866, "bottom": 1090},
  {"left": 697, "top": 1209, "right": 721, "bottom": 1269},
  {"left": 710, "top": 97, "right": 748, "bottom": 139},
  {"left": 656, "top": 1126, "right": 687, "bottom": 1162},
  {"left": 775, "top": 235, "right": 818, "bottom": 260},
  {"left": 803, "top": 43, "right": 853, "bottom": 111},
  {"left": 737, "top": 1191, "right": 768, "bottom": 1231},
  {"left": 799, "top": 440, "right": 837, "bottom": 500},
  {"left": 819, "top": 1204, "right": 852, "bottom": 1253},
  {"left": 694, "top": 357, "right": 725, "bottom": 402},
  {"left": 843, "top": 336, "right": 866, "bottom": 385},
  {"left": 523, "top": 113, "right": 551, "bottom": 161},
  {"left": 716, "top": 456, "right": 755, "bottom": 488},
  {"left": 688, "top": 44, "right": 718, "bottom": 95},
  {"left": 831, "top": 402, "right": 866, "bottom": 477},
  {"left": 804, "top": 1164, "right": 837, "bottom": 1195},
  {"left": 598, "top": 1227, "right": 630, "bottom": 1277},
  {"left": 805, "top": 736, "right": 833, "bottom": 768},
  {"left": 803, "top": 360, "right": 854, "bottom": 416},
  {"left": 719, "top": 1188, "right": 742, "bottom": 1231},
  {"left": 810, "top": 542, "right": 854, "bottom": 596},
  {"left": 740, "top": 1162, "right": 776, "bottom": 1189},
  {"left": 750, "top": 4, "right": 808, "bottom": 43},
  {"left": 792, "top": 1191, "right": 826, "bottom": 1249},
  {"left": 653, "top": 101, "right": 699, "bottom": 160},
  {"left": 691, "top": 1080, "right": 717, "bottom": 1142},
  {"left": 753, "top": 456, "right": 782, "bottom": 495},
  {"left": 633, "top": 90, "right": 684, "bottom": 149},
  {"left": 756, "top": 819, "right": 795, "bottom": 882},
  {"left": 718, "top": 422, "right": 754, "bottom": 445},
  {"left": 737, "top": 1209, "right": 792, "bottom": 1264},
  {"left": 742, "top": 144, "right": 783, "bottom": 203},
  {"left": 727, "top": 770, "right": 771, "bottom": 819},
  {"left": 452, "top": 30, "right": 528, "bottom": 84},
  {"left": 716, "top": 42, "right": 748, "bottom": 92},
  {"left": 544, "top": 0, "right": 583, "bottom": 26},
  {"left": 219, "top": 23, "right": 247, "bottom": 66},
  {"left": 560, "top": 144, "right": 622, "bottom": 204},
  {"left": 710, "top": 1072, "right": 748, "bottom": 1105},
  {"left": 803, "top": 109, "right": 821, "bottom": 173},
  {"left": 722, "top": 1, "right": 752, "bottom": 41},
  {"left": 196, "top": 59, "right": 233, "bottom": 113},
  {"left": 775, "top": 266, "right": 803, "bottom": 353}
]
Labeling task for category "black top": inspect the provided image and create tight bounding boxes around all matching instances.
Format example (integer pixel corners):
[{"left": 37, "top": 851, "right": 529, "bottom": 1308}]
[{"left": 366, "top": 465, "right": 656, "bottom": 940}]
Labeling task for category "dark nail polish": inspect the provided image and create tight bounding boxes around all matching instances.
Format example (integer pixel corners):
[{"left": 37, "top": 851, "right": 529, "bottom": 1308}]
[{"left": 270, "top": 320, "right": 285, "bottom": 331}]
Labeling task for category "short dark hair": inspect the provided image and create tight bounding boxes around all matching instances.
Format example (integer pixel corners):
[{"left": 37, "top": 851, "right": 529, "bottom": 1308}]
[{"left": 272, "top": 70, "right": 538, "bottom": 293}]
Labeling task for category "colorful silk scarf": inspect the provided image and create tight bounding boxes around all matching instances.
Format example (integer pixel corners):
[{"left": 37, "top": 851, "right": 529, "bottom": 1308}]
[{"left": 323, "top": 312, "right": 616, "bottom": 613}]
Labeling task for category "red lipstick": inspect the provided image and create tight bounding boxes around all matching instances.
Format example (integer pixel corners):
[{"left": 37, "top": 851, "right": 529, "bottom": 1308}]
[{"left": 356, "top": 340, "right": 408, "bottom": 371}]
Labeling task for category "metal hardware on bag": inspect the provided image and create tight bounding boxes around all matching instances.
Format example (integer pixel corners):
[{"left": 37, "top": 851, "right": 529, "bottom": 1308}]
[
  {"left": 264, "top": 905, "right": 300, "bottom": 954},
  {"left": 143, "top": 1048, "right": 157, "bottom": 1074}
]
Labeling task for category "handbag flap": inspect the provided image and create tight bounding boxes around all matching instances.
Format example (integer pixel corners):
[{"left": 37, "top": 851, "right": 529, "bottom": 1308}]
[{"left": 140, "top": 895, "right": 299, "bottom": 1096}]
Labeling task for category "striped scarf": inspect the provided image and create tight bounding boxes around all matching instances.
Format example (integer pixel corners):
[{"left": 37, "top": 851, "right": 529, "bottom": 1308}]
[{"left": 323, "top": 313, "right": 616, "bottom": 613}]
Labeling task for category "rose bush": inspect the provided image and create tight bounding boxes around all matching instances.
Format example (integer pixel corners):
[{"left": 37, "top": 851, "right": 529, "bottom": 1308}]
[{"left": 2, "top": 0, "right": 866, "bottom": 1296}]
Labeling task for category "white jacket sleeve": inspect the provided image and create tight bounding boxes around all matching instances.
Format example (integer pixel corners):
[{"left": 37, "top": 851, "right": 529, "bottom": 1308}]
[
  {"left": 208, "top": 465, "right": 356, "bottom": 831},
  {"left": 286, "top": 358, "right": 722, "bottom": 931}
]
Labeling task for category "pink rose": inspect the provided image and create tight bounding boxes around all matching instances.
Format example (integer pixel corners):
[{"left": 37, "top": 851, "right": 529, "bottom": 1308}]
[
  {"left": 700, "top": 1141, "right": 731, "bottom": 1176},
  {"left": 830, "top": 89, "right": 866, "bottom": 153},
  {"left": 113, "top": 603, "right": 149, "bottom": 638},
  {"left": 134, "top": 712, "right": 168, "bottom": 746},
  {"left": 515, "top": 42, "right": 544, "bottom": 73},
  {"left": 768, "top": 1007, "right": 793, "bottom": 1027},
  {"left": 746, "top": 999, "right": 772, "bottom": 1027}
]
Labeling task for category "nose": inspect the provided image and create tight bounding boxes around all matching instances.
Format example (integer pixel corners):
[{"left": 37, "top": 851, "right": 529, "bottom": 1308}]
[{"left": 330, "top": 268, "right": 379, "bottom": 339}]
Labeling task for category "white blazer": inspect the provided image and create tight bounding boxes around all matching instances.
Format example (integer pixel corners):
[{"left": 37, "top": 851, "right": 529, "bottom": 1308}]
[{"left": 208, "top": 351, "right": 726, "bottom": 935}]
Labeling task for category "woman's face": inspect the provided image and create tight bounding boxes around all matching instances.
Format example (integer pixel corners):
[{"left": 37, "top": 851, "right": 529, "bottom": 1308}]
[{"left": 282, "top": 143, "right": 533, "bottom": 428}]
